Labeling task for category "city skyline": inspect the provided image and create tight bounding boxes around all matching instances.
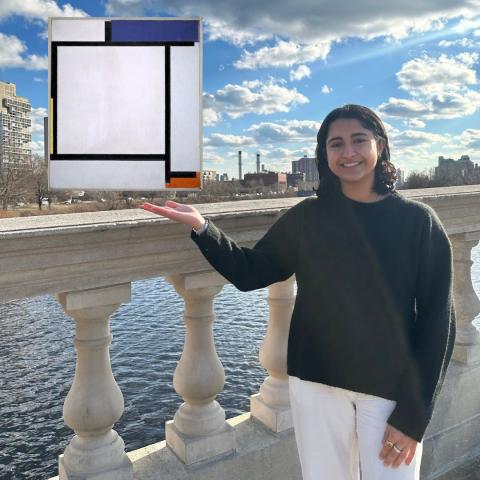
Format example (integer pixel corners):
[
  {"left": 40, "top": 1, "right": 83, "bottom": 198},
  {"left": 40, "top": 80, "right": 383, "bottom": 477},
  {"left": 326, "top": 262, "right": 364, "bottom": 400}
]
[{"left": 0, "top": 1, "right": 479, "bottom": 181}]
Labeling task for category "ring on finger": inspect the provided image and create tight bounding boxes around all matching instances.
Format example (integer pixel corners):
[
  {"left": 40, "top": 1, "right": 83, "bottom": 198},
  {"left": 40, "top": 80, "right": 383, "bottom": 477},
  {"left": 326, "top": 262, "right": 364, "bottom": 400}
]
[
  {"left": 385, "top": 441, "right": 394, "bottom": 448},
  {"left": 393, "top": 445, "right": 403, "bottom": 454}
]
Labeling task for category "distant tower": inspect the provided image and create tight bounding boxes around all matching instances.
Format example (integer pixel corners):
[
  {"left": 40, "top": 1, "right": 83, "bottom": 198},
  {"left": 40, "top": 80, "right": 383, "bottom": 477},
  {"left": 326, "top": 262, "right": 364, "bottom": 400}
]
[
  {"left": 0, "top": 81, "right": 32, "bottom": 171},
  {"left": 238, "top": 150, "right": 242, "bottom": 180},
  {"left": 262, "top": 163, "right": 265, "bottom": 172},
  {"left": 256, "top": 153, "right": 260, "bottom": 173}
]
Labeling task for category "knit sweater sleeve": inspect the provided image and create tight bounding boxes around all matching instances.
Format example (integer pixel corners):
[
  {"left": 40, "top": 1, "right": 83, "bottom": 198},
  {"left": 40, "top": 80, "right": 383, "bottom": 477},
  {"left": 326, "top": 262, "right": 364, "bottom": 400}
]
[
  {"left": 190, "top": 204, "right": 301, "bottom": 292},
  {"left": 387, "top": 207, "right": 456, "bottom": 442}
]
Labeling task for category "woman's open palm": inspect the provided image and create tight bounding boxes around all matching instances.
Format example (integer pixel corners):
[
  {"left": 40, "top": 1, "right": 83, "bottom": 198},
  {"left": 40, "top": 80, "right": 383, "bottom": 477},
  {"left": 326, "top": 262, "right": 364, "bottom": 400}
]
[{"left": 141, "top": 201, "right": 206, "bottom": 230}]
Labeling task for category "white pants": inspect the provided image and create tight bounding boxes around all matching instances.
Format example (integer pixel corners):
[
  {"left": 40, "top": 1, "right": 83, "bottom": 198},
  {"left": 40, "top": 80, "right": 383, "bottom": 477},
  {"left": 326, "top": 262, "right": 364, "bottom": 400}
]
[{"left": 288, "top": 376, "right": 423, "bottom": 480}]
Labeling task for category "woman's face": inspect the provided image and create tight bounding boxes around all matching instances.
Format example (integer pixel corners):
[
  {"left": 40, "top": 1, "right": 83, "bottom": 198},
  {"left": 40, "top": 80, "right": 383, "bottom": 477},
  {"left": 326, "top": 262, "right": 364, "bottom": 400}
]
[{"left": 325, "top": 118, "right": 384, "bottom": 189}]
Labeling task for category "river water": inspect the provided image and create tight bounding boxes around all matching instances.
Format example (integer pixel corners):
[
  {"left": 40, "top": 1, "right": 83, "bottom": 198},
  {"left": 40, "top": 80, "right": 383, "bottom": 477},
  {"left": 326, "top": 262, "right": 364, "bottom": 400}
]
[{"left": 1, "top": 247, "right": 479, "bottom": 480}]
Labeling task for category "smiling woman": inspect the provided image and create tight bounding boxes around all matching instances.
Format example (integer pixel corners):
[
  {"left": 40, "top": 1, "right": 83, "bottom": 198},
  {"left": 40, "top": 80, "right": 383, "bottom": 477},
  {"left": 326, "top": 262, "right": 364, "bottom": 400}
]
[
  {"left": 141, "top": 103, "right": 455, "bottom": 480},
  {"left": 315, "top": 104, "right": 397, "bottom": 203},
  {"left": 326, "top": 120, "right": 383, "bottom": 192}
]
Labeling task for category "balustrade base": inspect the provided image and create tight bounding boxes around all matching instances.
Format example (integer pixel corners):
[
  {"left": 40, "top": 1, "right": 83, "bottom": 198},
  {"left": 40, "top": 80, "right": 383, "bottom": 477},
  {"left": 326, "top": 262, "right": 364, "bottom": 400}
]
[
  {"left": 452, "top": 343, "right": 480, "bottom": 365},
  {"left": 165, "top": 420, "right": 236, "bottom": 465},
  {"left": 58, "top": 454, "right": 132, "bottom": 480},
  {"left": 250, "top": 393, "right": 292, "bottom": 433}
]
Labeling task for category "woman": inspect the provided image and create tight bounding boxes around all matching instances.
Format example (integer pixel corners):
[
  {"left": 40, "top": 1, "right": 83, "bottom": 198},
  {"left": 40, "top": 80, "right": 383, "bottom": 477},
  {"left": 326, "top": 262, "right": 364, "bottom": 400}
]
[{"left": 141, "top": 104, "right": 455, "bottom": 480}]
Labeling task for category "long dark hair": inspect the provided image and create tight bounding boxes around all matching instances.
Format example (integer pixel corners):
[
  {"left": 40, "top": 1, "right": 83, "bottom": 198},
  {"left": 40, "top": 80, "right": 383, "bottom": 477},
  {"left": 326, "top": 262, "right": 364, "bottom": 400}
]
[{"left": 314, "top": 104, "right": 397, "bottom": 199}]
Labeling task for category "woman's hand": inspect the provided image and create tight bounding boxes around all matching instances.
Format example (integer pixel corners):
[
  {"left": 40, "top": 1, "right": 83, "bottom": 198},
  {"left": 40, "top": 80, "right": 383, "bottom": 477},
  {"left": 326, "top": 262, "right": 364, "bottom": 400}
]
[
  {"left": 140, "top": 201, "right": 206, "bottom": 231},
  {"left": 379, "top": 424, "right": 418, "bottom": 468}
]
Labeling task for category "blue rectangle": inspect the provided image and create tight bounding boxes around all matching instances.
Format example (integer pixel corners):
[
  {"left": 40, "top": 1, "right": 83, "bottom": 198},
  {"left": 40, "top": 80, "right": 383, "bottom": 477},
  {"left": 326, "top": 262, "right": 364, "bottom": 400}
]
[{"left": 111, "top": 19, "right": 199, "bottom": 42}]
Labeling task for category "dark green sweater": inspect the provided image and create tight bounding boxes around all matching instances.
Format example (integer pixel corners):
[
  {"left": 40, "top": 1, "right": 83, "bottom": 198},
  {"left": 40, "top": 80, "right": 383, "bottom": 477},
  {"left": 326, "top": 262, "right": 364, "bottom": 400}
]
[{"left": 190, "top": 191, "right": 456, "bottom": 442}]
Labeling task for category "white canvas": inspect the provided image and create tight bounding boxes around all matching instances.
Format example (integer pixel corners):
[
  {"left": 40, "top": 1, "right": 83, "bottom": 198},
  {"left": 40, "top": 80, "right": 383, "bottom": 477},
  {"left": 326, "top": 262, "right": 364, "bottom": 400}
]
[
  {"left": 171, "top": 44, "right": 200, "bottom": 172},
  {"left": 56, "top": 46, "right": 166, "bottom": 155},
  {"left": 49, "top": 160, "right": 166, "bottom": 190},
  {"left": 51, "top": 19, "right": 106, "bottom": 42}
]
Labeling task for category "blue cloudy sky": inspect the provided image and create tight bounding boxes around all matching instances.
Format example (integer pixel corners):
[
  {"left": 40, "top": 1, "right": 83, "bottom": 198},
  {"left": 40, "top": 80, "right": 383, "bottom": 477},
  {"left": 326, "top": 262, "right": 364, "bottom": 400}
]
[{"left": 0, "top": 0, "right": 479, "bottom": 179}]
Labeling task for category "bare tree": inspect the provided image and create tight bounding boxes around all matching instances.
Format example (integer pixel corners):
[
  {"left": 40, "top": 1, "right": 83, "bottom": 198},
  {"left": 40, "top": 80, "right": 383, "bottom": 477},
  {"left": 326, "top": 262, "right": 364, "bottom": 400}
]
[
  {"left": 405, "top": 172, "right": 432, "bottom": 189},
  {"left": 23, "top": 154, "right": 49, "bottom": 209},
  {"left": 0, "top": 155, "right": 31, "bottom": 209}
]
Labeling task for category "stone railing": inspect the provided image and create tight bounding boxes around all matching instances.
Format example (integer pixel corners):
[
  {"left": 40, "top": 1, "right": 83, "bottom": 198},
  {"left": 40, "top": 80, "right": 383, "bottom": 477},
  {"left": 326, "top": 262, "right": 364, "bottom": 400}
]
[{"left": 1, "top": 185, "right": 479, "bottom": 480}]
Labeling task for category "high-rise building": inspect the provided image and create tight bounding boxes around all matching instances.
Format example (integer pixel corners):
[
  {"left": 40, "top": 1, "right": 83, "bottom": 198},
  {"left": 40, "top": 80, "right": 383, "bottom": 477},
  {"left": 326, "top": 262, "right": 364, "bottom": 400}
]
[
  {"left": 292, "top": 155, "right": 318, "bottom": 182},
  {"left": 396, "top": 168, "right": 405, "bottom": 187},
  {"left": 0, "top": 81, "right": 32, "bottom": 172},
  {"left": 202, "top": 169, "right": 217, "bottom": 183},
  {"left": 435, "top": 155, "right": 476, "bottom": 182}
]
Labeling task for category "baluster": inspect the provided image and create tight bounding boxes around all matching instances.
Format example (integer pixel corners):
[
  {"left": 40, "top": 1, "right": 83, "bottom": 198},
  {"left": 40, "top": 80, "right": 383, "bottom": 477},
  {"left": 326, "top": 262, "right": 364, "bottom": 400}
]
[
  {"left": 451, "top": 235, "right": 480, "bottom": 364},
  {"left": 165, "top": 274, "right": 235, "bottom": 465},
  {"left": 251, "top": 275, "right": 295, "bottom": 432},
  {"left": 56, "top": 284, "right": 133, "bottom": 480}
]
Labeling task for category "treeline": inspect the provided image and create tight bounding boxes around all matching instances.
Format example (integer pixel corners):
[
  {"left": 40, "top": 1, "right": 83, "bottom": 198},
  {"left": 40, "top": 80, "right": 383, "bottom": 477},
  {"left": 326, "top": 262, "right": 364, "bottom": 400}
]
[{"left": 402, "top": 170, "right": 480, "bottom": 189}]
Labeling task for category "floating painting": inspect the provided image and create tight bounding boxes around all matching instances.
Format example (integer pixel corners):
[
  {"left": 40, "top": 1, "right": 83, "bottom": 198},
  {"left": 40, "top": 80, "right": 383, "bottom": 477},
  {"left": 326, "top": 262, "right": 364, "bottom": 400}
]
[{"left": 48, "top": 17, "right": 202, "bottom": 190}]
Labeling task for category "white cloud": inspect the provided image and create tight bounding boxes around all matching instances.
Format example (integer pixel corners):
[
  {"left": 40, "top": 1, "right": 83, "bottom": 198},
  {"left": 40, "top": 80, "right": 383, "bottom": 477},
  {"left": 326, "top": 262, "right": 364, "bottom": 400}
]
[
  {"left": 390, "top": 129, "right": 448, "bottom": 148},
  {"left": 31, "top": 107, "right": 47, "bottom": 135},
  {"left": 460, "top": 129, "right": 480, "bottom": 149},
  {"left": 452, "top": 17, "right": 480, "bottom": 34},
  {"left": 33, "top": 76, "right": 46, "bottom": 82},
  {"left": 270, "top": 147, "right": 306, "bottom": 158},
  {"left": 0, "top": 0, "right": 87, "bottom": 22},
  {"left": 438, "top": 38, "right": 477, "bottom": 48},
  {"left": 204, "top": 19, "right": 271, "bottom": 46},
  {"left": 430, "top": 90, "right": 480, "bottom": 117},
  {"left": 265, "top": 147, "right": 311, "bottom": 170},
  {"left": 456, "top": 52, "right": 479, "bottom": 65},
  {"left": 386, "top": 123, "right": 480, "bottom": 173},
  {"left": 203, "top": 151, "right": 225, "bottom": 166},
  {"left": 206, "top": 133, "right": 256, "bottom": 147},
  {"left": 247, "top": 119, "right": 320, "bottom": 144},
  {"left": 397, "top": 53, "right": 477, "bottom": 96},
  {"left": 379, "top": 53, "right": 480, "bottom": 120},
  {"left": 0, "top": 33, "right": 47, "bottom": 70},
  {"left": 203, "top": 107, "right": 221, "bottom": 127},
  {"left": 31, "top": 139, "right": 45, "bottom": 157},
  {"left": 235, "top": 41, "right": 331, "bottom": 69},
  {"left": 406, "top": 119, "right": 426, "bottom": 128},
  {"left": 205, "top": 79, "right": 309, "bottom": 119},
  {"left": 378, "top": 98, "right": 432, "bottom": 118},
  {"left": 381, "top": 121, "right": 398, "bottom": 135},
  {"left": 379, "top": 91, "right": 480, "bottom": 120},
  {"left": 474, "top": 29, "right": 480, "bottom": 37},
  {"left": 289, "top": 65, "right": 311, "bottom": 82},
  {"left": 103, "top": 1, "right": 480, "bottom": 77},
  {"left": 25, "top": 54, "right": 47, "bottom": 70},
  {"left": 321, "top": 84, "right": 332, "bottom": 94},
  {"left": 105, "top": 0, "right": 479, "bottom": 46}
]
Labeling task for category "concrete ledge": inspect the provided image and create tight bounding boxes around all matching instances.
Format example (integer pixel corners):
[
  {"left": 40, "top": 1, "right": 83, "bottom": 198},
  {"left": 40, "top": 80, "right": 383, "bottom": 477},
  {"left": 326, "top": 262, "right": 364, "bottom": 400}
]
[
  {"left": 58, "top": 454, "right": 133, "bottom": 480},
  {"left": 250, "top": 393, "right": 292, "bottom": 433},
  {"left": 165, "top": 420, "right": 236, "bottom": 465},
  {"left": 129, "top": 413, "right": 302, "bottom": 480},
  {"left": 49, "top": 408, "right": 480, "bottom": 480},
  {"left": 2, "top": 186, "right": 480, "bottom": 303},
  {"left": 421, "top": 361, "right": 480, "bottom": 479}
]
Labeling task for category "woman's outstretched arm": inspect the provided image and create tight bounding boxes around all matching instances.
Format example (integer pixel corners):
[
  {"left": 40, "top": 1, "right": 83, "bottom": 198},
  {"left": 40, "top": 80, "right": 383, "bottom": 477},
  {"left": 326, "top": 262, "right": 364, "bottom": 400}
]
[{"left": 141, "top": 200, "right": 301, "bottom": 292}]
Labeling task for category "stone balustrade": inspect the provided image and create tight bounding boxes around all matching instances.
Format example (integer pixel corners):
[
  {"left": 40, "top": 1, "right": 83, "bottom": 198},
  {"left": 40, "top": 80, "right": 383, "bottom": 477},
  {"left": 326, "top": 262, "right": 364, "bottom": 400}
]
[{"left": 1, "top": 185, "right": 479, "bottom": 480}]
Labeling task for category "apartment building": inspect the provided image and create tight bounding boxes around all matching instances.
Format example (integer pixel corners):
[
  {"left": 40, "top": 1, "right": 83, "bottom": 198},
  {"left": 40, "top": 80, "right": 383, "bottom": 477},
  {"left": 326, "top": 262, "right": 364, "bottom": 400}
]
[{"left": 0, "top": 81, "right": 32, "bottom": 172}]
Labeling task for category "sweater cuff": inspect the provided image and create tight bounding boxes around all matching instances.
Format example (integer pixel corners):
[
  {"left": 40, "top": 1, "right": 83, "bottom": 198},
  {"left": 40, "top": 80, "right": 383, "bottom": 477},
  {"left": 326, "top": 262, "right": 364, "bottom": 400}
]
[
  {"left": 190, "top": 218, "right": 222, "bottom": 247},
  {"left": 387, "top": 395, "right": 431, "bottom": 443},
  {"left": 192, "top": 219, "right": 209, "bottom": 235}
]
